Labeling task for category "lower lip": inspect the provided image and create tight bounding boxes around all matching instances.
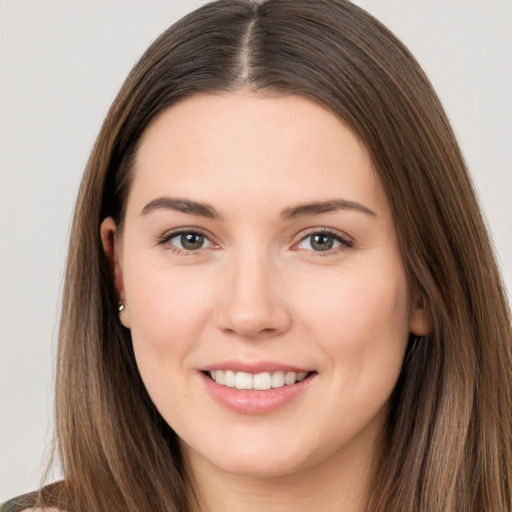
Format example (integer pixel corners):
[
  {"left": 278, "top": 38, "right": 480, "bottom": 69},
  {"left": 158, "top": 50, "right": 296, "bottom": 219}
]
[{"left": 200, "top": 372, "right": 315, "bottom": 415}]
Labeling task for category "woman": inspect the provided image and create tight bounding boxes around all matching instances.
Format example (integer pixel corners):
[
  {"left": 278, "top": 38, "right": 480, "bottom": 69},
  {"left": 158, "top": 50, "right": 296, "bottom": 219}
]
[{"left": 3, "top": 0, "right": 511, "bottom": 511}]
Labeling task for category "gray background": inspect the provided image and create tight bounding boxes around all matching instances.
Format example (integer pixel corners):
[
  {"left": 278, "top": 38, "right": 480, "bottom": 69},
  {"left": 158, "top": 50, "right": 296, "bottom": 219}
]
[{"left": 1, "top": 0, "right": 511, "bottom": 501}]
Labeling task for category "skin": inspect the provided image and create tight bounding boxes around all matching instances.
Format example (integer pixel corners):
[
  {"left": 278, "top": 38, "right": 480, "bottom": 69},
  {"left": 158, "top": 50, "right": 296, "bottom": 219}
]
[{"left": 101, "top": 91, "right": 429, "bottom": 512}]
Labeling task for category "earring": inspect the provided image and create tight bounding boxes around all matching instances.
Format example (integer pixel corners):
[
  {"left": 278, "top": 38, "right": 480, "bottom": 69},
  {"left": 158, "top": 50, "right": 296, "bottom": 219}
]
[{"left": 118, "top": 303, "right": 125, "bottom": 317}]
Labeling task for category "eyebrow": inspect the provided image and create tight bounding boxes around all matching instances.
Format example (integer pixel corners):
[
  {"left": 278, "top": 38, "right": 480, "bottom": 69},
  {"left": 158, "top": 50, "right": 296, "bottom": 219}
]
[
  {"left": 280, "top": 199, "right": 376, "bottom": 220},
  {"left": 140, "top": 196, "right": 376, "bottom": 220},
  {"left": 141, "top": 197, "right": 220, "bottom": 219}
]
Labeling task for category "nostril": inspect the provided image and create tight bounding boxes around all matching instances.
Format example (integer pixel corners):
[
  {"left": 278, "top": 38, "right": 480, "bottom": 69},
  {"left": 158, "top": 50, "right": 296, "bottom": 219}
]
[{"left": 259, "top": 327, "right": 277, "bottom": 336}]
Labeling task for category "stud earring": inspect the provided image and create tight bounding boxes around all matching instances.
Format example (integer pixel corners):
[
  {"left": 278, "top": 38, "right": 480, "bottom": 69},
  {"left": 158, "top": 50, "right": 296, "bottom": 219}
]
[{"left": 118, "top": 303, "right": 125, "bottom": 317}]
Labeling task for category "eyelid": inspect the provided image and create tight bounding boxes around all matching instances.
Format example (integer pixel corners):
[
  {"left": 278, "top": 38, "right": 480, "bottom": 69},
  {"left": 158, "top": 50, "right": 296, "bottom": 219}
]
[
  {"left": 156, "top": 227, "right": 218, "bottom": 251},
  {"left": 155, "top": 226, "right": 353, "bottom": 255},
  {"left": 293, "top": 227, "right": 354, "bottom": 253}
]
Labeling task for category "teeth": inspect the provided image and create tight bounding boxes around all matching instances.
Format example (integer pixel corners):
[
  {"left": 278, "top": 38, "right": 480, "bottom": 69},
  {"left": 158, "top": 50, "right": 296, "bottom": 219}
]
[
  {"left": 215, "top": 370, "right": 225, "bottom": 385},
  {"left": 209, "top": 370, "right": 310, "bottom": 390},
  {"left": 235, "top": 372, "right": 253, "bottom": 390},
  {"left": 224, "top": 370, "right": 236, "bottom": 388},
  {"left": 253, "top": 372, "right": 272, "bottom": 390},
  {"left": 271, "top": 371, "right": 285, "bottom": 388},
  {"left": 284, "top": 372, "right": 297, "bottom": 385}
]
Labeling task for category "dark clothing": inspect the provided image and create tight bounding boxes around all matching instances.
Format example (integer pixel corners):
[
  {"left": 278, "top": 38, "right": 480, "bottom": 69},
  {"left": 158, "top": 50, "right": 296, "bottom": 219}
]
[
  {"left": 0, "top": 490, "right": 40, "bottom": 512},
  {"left": 1, "top": 483, "right": 64, "bottom": 512}
]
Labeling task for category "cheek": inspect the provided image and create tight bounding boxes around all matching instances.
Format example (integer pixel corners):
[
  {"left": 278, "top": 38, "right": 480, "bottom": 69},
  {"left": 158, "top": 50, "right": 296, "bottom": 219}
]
[
  {"left": 121, "top": 258, "right": 216, "bottom": 423},
  {"left": 289, "top": 260, "right": 411, "bottom": 450},
  {"left": 122, "top": 254, "right": 214, "bottom": 365},
  {"left": 294, "top": 259, "right": 411, "bottom": 370}
]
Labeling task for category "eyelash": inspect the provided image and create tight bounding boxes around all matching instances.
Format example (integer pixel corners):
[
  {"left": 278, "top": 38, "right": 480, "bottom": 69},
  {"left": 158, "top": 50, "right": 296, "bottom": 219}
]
[
  {"left": 295, "top": 228, "right": 354, "bottom": 256},
  {"left": 156, "top": 228, "right": 213, "bottom": 256},
  {"left": 156, "top": 227, "right": 354, "bottom": 256}
]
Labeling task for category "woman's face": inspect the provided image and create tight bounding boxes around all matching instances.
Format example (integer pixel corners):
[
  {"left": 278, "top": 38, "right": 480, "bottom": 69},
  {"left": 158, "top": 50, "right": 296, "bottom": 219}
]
[{"left": 102, "top": 92, "right": 428, "bottom": 479}]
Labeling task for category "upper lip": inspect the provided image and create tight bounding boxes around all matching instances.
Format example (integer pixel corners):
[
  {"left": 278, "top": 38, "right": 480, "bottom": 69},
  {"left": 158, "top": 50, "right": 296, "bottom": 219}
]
[{"left": 200, "top": 360, "right": 313, "bottom": 374}]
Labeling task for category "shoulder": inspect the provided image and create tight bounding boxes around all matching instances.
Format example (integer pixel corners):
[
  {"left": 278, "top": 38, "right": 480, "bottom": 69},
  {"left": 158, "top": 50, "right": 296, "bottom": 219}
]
[
  {"left": 2, "top": 509, "right": 60, "bottom": 512},
  {"left": 1, "top": 484, "right": 65, "bottom": 512},
  {"left": 1, "top": 497, "right": 62, "bottom": 512},
  {"left": 1, "top": 492, "right": 35, "bottom": 512},
  {"left": 4, "top": 509, "right": 60, "bottom": 512},
  {"left": 0, "top": 491, "right": 37, "bottom": 512}
]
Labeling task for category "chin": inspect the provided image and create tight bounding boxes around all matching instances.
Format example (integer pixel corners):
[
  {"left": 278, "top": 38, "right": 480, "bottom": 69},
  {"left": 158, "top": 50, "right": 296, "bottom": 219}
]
[
  {"left": 181, "top": 428, "right": 329, "bottom": 480},
  {"left": 209, "top": 451, "right": 310, "bottom": 479}
]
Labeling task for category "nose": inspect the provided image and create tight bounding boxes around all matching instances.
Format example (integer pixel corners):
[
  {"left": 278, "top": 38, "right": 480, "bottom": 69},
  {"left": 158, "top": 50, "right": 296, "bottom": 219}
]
[{"left": 214, "top": 248, "right": 292, "bottom": 339}]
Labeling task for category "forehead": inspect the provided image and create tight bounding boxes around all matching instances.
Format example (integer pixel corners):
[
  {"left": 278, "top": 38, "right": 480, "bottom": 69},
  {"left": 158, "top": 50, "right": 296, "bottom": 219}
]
[{"left": 128, "top": 92, "right": 387, "bottom": 218}]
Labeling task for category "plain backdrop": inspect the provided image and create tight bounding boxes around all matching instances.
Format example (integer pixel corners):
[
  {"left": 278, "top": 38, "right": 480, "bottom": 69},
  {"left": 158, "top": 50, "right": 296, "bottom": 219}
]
[{"left": 1, "top": 0, "right": 511, "bottom": 502}]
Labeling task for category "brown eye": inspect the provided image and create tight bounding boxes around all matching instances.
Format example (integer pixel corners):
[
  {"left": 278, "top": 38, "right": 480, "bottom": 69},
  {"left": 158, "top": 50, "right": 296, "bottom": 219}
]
[
  {"left": 310, "top": 234, "right": 334, "bottom": 251},
  {"left": 180, "top": 233, "right": 205, "bottom": 250},
  {"left": 296, "top": 231, "right": 351, "bottom": 253},
  {"left": 165, "top": 231, "right": 213, "bottom": 252}
]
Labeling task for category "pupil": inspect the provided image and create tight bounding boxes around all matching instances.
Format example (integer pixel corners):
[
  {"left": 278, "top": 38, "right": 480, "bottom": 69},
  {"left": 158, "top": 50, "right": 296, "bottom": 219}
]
[
  {"left": 311, "top": 234, "right": 333, "bottom": 251},
  {"left": 181, "top": 233, "right": 204, "bottom": 250}
]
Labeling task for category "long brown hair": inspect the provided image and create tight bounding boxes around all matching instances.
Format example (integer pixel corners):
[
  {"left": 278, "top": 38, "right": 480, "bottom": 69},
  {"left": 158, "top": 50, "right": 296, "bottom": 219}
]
[{"left": 42, "top": 1, "right": 511, "bottom": 510}]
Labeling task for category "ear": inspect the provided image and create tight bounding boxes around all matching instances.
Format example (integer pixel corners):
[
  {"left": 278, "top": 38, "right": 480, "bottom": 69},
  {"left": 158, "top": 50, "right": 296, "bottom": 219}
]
[
  {"left": 100, "top": 217, "right": 131, "bottom": 328},
  {"left": 409, "top": 285, "right": 431, "bottom": 336}
]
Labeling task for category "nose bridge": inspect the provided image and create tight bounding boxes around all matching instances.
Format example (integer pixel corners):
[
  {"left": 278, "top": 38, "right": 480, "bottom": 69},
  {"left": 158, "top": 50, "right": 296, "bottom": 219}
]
[
  {"left": 231, "top": 245, "right": 272, "bottom": 306},
  {"left": 215, "top": 240, "right": 290, "bottom": 338}
]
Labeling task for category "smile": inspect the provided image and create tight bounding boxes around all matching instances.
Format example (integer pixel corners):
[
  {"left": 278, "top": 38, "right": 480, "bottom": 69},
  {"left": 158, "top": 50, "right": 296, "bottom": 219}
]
[
  {"left": 208, "top": 370, "right": 310, "bottom": 390},
  {"left": 201, "top": 367, "right": 316, "bottom": 414}
]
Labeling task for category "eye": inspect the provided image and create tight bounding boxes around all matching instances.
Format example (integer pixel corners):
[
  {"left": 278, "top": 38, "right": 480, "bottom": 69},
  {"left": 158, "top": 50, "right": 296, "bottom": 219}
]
[
  {"left": 158, "top": 230, "right": 215, "bottom": 253},
  {"left": 296, "top": 230, "right": 352, "bottom": 253},
  {"left": 171, "top": 232, "right": 207, "bottom": 250}
]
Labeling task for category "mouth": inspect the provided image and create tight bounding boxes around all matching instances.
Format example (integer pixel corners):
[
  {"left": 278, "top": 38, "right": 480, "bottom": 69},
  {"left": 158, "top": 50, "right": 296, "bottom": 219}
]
[
  {"left": 200, "top": 365, "right": 316, "bottom": 414},
  {"left": 205, "top": 369, "right": 313, "bottom": 390}
]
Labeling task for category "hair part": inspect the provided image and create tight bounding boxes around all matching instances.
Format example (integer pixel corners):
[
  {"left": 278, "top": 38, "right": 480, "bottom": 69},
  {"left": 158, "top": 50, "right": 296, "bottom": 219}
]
[{"left": 43, "top": 1, "right": 512, "bottom": 511}]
